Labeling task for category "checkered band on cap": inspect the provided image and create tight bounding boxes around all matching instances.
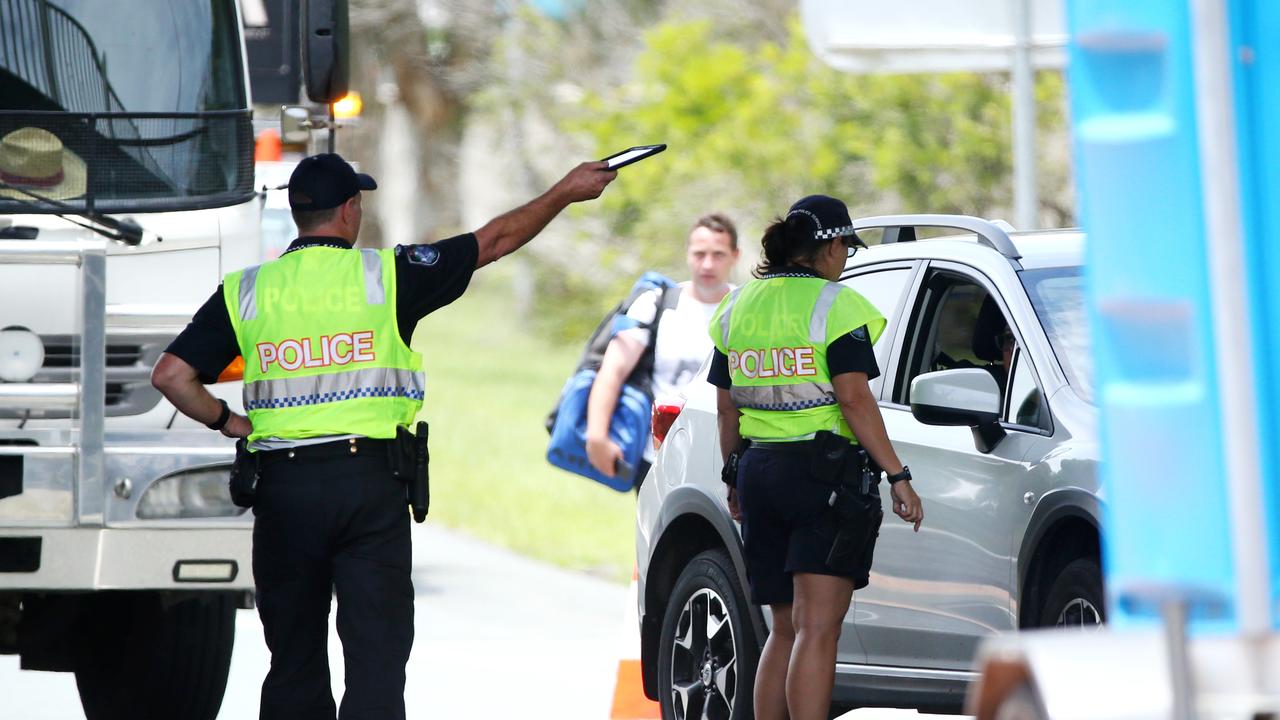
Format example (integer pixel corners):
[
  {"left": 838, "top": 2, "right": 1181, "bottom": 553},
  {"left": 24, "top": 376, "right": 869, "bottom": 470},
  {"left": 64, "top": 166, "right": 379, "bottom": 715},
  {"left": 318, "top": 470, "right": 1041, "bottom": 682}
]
[{"left": 815, "top": 225, "right": 856, "bottom": 240}]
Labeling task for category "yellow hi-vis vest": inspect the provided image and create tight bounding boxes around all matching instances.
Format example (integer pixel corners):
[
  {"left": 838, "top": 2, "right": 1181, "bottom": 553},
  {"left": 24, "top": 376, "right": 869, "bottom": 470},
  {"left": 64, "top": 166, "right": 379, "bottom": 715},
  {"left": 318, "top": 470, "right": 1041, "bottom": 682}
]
[
  {"left": 223, "top": 246, "right": 424, "bottom": 446},
  {"left": 709, "top": 275, "right": 885, "bottom": 442}
]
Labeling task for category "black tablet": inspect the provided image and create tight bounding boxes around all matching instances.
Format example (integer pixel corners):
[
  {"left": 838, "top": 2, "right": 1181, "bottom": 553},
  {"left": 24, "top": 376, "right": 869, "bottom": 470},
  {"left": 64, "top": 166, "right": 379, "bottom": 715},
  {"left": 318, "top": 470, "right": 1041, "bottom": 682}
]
[{"left": 601, "top": 144, "right": 667, "bottom": 170}]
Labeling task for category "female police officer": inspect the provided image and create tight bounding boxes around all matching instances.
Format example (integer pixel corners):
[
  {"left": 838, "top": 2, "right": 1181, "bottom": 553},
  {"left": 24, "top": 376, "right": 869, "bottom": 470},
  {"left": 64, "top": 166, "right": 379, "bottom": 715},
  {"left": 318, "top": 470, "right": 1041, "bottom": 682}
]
[{"left": 707, "top": 195, "right": 924, "bottom": 720}]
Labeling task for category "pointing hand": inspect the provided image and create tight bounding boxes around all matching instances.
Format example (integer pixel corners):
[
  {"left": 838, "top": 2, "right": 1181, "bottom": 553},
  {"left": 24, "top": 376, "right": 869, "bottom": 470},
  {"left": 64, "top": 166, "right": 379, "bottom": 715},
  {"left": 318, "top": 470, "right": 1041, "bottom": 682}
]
[{"left": 556, "top": 161, "right": 617, "bottom": 203}]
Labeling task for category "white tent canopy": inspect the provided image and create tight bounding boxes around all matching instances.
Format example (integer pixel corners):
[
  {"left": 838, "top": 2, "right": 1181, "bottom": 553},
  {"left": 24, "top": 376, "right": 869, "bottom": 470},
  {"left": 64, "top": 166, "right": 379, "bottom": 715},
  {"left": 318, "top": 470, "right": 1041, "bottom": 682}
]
[{"left": 800, "top": 0, "right": 1066, "bottom": 74}]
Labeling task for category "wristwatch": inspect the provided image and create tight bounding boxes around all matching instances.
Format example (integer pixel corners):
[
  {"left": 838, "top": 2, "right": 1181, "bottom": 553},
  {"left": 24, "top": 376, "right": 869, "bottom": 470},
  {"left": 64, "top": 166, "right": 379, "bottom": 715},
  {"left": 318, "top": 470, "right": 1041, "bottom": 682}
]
[
  {"left": 206, "top": 399, "right": 231, "bottom": 431},
  {"left": 886, "top": 465, "right": 912, "bottom": 484}
]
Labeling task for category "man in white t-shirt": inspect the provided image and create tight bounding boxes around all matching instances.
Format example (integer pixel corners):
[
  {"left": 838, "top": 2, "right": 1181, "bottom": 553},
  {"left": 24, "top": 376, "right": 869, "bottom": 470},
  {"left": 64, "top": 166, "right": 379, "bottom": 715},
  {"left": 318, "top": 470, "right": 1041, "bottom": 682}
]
[{"left": 585, "top": 213, "right": 741, "bottom": 489}]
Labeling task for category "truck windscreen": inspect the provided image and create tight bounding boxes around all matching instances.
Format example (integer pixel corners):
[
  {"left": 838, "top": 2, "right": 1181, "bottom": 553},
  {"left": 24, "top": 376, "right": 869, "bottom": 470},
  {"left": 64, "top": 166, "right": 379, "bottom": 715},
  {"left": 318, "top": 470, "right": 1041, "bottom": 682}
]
[{"left": 0, "top": 0, "right": 253, "bottom": 213}]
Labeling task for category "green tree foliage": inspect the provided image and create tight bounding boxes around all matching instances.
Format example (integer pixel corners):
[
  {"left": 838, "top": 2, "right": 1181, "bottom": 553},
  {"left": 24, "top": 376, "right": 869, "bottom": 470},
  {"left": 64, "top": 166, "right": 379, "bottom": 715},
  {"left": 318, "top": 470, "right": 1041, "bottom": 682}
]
[{"left": 525, "top": 14, "right": 1071, "bottom": 340}]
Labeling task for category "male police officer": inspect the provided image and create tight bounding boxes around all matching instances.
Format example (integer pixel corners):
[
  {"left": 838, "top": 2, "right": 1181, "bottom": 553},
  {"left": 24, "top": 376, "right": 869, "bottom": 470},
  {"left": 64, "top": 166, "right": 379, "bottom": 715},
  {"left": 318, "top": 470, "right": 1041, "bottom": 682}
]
[{"left": 151, "top": 153, "right": 616, "bottom": 720}]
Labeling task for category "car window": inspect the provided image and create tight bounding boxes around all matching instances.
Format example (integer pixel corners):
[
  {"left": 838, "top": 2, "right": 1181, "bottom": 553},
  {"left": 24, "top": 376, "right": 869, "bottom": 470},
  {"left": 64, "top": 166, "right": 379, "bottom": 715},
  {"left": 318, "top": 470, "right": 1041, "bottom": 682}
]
[
  {"left": 1021, "top": 266, "right": 1091, "bottom": 403},
  {"left": 844, "top": 267, "right": 913, "bottom": 369},
  {"left": 895, "top": 272, "right": 1019, "bottom": 406},
  {"left": 1006, "top": 348, "right": 1047, "bottom": 429}
]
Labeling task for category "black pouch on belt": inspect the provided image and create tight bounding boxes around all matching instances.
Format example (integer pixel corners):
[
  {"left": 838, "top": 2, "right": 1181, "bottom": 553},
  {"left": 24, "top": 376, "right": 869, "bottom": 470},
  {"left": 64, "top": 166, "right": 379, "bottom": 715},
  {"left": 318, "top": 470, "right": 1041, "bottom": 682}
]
[
  {"left": 390, "top": 422, "right": 430, "bottom": 523},
  {"left": 721, "top": 440, "right": 751, "bottom": 488},
  {"left": 808, "top": 430, "right": 851, "bottom": 486},
  {"left": 825, "top": 450, "right": 884, "bottom": 574},
  {"left": 228, "top": 439, "right": 259, "bottom": 509}
]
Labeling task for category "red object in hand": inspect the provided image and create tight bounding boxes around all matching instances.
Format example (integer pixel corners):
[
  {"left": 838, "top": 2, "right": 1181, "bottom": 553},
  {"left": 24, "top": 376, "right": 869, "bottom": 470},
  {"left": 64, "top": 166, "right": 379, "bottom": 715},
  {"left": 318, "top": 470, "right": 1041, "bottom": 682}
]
[{"left": 651, "top": 399, "right": 685, "bottom": 449}]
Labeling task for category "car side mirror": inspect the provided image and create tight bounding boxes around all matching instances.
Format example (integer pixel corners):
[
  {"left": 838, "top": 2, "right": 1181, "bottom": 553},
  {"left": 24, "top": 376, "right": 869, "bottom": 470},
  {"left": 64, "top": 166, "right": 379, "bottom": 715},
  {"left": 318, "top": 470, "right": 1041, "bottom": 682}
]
[
  {"left": 910, "top": 368, "right": 1007, "bottom": 453},
  {"left": 300, "top": 0, "right": 349, "bottom": 104}
]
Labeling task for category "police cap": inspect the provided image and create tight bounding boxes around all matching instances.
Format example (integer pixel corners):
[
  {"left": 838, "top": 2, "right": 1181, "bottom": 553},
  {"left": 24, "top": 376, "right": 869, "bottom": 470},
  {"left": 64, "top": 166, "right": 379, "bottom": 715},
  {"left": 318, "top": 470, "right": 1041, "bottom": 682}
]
[
  {"left": 287, "top": 153, "right": 377, "bottom": 211},
  {"left": 785, "top": 195, "right": 865, "bottom": 247}
]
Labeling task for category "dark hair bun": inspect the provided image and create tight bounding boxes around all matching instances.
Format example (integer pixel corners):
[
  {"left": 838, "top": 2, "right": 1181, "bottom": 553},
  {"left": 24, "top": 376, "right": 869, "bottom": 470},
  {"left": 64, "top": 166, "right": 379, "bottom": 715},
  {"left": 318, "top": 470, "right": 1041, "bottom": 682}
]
[{"left": 753, "top": 210, "right": 832, "bottom": 277}]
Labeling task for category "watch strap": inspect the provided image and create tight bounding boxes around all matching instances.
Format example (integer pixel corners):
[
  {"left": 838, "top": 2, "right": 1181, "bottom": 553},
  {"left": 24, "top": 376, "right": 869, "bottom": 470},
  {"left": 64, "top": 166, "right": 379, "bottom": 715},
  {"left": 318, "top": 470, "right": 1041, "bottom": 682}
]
[{"left": 207, "top": 399, "right": 231, "bottom": 431}]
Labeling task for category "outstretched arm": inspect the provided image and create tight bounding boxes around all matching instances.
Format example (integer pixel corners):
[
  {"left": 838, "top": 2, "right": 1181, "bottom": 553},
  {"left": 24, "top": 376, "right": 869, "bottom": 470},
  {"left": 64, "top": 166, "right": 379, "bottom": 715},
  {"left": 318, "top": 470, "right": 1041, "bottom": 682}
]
[{"left": 473, "top": 161, "right": 617, "bottom": 268}]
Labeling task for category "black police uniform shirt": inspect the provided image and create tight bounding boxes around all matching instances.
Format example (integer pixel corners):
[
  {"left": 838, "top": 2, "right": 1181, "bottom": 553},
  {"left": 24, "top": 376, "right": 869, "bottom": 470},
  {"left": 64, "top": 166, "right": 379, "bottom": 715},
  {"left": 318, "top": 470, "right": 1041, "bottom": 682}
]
[
  {"left": 166, "top": 235, "right": 479, "bottom": 383},
  {"left": 707, "top": 266, "right": 880, "bottom": 389}
]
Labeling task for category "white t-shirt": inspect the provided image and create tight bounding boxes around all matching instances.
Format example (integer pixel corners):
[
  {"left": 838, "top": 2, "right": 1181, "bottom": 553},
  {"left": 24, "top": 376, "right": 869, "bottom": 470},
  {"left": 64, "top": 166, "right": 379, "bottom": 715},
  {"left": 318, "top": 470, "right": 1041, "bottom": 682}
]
[{"left": 621, "top": 284, "right": 728, "bottom": 460}]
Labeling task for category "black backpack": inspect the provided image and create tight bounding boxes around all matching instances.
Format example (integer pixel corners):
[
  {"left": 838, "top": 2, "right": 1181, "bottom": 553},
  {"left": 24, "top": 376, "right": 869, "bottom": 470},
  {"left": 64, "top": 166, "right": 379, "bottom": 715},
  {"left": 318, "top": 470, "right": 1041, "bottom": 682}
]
[{"left": 545, "top": 272, "right": 682, "bottom": 433}]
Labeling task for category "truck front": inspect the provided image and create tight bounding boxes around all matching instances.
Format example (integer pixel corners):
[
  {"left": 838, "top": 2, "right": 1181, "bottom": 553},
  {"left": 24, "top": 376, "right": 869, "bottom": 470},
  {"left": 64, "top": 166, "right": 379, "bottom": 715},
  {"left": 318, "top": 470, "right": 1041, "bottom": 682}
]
[{"left": 0, "top": 1, "right": 260, "bottom": 716}]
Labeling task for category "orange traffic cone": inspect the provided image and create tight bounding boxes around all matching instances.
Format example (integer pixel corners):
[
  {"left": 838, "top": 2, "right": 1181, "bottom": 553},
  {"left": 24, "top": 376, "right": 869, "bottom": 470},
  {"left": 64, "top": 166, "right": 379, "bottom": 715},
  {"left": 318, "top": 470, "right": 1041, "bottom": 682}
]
[
  {"left": 254, "top": 128, "right": 282, "bottom": 162},
  {"left": 609, "top": 567, "right": 662, "bottom": 719}
]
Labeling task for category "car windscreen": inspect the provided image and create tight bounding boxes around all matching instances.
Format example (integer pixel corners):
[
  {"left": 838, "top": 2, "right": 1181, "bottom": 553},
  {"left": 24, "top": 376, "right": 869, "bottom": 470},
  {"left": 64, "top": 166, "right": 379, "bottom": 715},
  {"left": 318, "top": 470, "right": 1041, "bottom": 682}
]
[{"left": 1021, "top": 266, "right": 1093, "bottom": 403}]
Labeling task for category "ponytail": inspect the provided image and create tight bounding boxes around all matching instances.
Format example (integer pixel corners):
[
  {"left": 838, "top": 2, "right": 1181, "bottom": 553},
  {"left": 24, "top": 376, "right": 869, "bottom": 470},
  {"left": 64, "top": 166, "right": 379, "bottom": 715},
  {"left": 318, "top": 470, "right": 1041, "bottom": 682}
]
[{"left": 753, "top": 214, "right": 830, "bottom": 278}]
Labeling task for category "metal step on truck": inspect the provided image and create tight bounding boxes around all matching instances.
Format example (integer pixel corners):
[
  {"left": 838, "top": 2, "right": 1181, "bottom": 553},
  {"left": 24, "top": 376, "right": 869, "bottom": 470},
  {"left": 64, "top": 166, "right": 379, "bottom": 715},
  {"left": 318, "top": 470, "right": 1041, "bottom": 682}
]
[{"left": 0, "top": 0, "right": 350, "bottom": 717}]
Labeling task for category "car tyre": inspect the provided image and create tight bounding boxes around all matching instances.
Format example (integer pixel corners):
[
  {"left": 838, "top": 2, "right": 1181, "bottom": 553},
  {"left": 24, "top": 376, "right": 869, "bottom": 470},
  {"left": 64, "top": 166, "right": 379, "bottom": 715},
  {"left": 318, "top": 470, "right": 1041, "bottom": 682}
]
[
  {"left": 75, "top": 592, "right": 235, "bottom": 720},
  {"left": 1038, "top": 558, "right": 1104, "bottom": 628},
  {"left": 658, "top": 549, "right": 760, "bottom": 720}
]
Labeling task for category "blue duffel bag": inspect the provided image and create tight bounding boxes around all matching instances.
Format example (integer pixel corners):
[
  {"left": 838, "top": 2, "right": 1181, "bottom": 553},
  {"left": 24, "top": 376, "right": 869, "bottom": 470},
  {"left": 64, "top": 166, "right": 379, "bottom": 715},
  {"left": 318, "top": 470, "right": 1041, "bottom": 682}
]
[
  {"left": 545, "top": 272, "right": 680, "bottom": 491},
  {"left": 546, "top": 368, "right": 651, "bottom": 492}
]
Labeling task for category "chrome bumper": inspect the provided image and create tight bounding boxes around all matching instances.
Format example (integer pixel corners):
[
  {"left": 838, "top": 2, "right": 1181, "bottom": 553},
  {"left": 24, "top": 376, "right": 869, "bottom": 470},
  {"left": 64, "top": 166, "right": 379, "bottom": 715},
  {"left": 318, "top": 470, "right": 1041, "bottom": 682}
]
[{"left": 0, "top": 526, "right": 253, "bottom": 591}]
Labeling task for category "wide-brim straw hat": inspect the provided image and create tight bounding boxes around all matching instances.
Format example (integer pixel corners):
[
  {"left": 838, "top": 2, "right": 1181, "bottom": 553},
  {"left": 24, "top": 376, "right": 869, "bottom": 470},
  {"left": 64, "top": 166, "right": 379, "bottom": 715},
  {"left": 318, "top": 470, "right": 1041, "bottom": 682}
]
[{"left": 0, "top": 127, "right": 87, "bottom": 201}]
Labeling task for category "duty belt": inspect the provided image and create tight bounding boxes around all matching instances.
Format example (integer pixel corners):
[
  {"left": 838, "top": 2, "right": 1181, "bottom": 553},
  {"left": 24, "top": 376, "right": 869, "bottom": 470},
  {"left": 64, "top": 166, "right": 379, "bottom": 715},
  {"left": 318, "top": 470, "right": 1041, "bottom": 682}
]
[
  {"left": 749, "top": 439, "right": 815, "bottom": 453},
  {"left": 258, "top": 436, "right": 392, "bottom": 465}
]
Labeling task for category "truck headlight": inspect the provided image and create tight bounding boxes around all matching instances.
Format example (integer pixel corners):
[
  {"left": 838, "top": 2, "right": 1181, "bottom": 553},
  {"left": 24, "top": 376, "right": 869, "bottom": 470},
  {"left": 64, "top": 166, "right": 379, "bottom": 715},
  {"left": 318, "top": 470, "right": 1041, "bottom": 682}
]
[{"left": 136, "top": 468, "right": 245, "bottom": 519}]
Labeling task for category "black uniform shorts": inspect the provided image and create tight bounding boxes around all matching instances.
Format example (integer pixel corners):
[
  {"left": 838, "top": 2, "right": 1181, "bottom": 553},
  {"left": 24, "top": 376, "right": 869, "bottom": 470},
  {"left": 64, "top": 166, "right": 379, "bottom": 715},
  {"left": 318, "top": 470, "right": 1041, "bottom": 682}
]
[{"left": 736, "top": 445, "right": 877, "bottom": 606}]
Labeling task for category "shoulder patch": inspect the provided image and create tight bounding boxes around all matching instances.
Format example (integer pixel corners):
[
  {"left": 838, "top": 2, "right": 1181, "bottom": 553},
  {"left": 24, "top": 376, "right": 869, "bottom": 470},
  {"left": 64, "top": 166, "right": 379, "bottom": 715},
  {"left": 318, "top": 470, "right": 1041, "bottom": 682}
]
[
  {"left": 850, "top": 325, "right": 869, "bottom": 341},
  {"left": 405, "top": 244, "right": 440, "bottom": 267}
]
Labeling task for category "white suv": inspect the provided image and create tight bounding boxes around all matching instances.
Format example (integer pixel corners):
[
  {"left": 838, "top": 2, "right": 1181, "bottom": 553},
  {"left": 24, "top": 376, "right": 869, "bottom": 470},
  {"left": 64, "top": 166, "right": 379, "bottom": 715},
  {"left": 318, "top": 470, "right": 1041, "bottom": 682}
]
[{"left": 635, "top": 215, "right": 1103, "bottom": 718}]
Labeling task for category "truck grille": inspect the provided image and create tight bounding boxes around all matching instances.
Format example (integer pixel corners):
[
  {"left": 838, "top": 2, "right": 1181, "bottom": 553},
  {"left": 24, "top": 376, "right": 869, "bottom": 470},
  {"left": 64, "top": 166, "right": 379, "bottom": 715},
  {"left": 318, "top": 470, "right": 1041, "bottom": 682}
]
[
  {"left": 40, "top": 342, "right": 145, "bottom": 368},
  {"left": 0, "top": 334, "right": 169, "bottom": 419}
]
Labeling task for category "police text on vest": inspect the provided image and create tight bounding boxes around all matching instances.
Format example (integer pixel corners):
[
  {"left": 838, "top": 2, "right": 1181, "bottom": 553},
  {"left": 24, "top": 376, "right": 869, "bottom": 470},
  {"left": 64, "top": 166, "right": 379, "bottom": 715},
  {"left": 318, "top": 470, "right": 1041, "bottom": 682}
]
[
  {"left": 257, "top": 331, "right": 377, "bottom": 372},
  {"left": 728, "top": 346, "right": 818, "bottom": 379}
]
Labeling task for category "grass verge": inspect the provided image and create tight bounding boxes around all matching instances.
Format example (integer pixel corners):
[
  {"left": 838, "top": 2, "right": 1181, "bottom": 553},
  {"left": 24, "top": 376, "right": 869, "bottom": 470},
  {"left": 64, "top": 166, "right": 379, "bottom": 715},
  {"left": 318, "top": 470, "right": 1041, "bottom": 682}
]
[{"left": 410, "top": 271, "right": 636, "bottom": 583}]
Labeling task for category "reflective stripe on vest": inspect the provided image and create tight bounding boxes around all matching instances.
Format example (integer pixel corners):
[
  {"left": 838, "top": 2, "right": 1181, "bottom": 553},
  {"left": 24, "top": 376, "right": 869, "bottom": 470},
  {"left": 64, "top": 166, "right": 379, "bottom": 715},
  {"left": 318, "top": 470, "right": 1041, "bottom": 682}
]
[
  {"left": 360, "top": 249, "right": 386, "bottom": 305},
  {"left": 808, "top": 282, "right": 844, "bottom": 344},
  {"left": 244, "top": 366, "right": 425, "bottom": 411},
  {"left": 239, "top": 264, "right": 260, "bottom": 321},
  {"left": 718, "top": 287, "right": 742, "bottom": 349},
  {"left": 730, "top": 382, "right": 836, "bottom": 411}
]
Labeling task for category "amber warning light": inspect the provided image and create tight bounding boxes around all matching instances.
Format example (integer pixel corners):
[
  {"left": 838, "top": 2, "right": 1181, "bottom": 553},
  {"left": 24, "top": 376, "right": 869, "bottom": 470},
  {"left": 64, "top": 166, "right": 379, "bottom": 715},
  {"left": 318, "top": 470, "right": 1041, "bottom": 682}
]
[
  {"left": 331, "top": 92, "right": 363, "bottom": 120},
  {"left": 651, "top": 399, "right": 685, "bottom": 449},
  {"left": 217, "top": 356, "right": 245, "bottom": 383}
]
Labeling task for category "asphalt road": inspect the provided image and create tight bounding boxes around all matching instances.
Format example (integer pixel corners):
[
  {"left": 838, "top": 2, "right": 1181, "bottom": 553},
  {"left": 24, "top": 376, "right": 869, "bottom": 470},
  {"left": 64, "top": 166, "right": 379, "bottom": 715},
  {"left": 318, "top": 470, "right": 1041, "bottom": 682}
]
[
  {"left": 1, "top": 523, "right": 963, "bottom": 719},
  {"left": 1, "top": 523, "right": 626, "bottom": 719}
]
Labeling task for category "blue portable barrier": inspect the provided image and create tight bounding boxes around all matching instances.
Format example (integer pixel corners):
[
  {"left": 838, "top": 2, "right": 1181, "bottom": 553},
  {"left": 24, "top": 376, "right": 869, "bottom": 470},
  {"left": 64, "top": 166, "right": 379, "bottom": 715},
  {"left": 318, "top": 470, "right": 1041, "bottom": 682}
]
[
  {"left": 1068, "top": 0, "right": 1236, "bottom": 627},
  {"left": 1225, "top": 0, "right": 1280, "bottom": 626},
  {"left": 1068, "top": 0, "right": 1278, "bottom": 629}
]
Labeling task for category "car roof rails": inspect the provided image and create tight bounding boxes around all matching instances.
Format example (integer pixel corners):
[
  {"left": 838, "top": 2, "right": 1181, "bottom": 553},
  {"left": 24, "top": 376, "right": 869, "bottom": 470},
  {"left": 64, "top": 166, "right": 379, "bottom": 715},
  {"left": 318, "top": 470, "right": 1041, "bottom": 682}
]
[{"left": 851, "top": 214, "right": 1022, "bottom": 261}]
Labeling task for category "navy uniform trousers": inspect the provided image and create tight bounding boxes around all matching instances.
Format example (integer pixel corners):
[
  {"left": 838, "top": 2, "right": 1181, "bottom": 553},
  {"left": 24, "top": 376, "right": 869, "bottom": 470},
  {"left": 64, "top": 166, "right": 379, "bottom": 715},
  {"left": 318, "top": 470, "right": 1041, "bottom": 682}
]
[{"left": 251, "top": 438, "right": 414, "bottom": 720}]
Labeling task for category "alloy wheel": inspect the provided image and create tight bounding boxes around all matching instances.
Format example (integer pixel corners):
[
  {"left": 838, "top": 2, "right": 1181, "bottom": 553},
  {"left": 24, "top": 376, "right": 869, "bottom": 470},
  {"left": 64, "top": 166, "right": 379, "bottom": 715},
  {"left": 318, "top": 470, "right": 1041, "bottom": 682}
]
[
  {"left": 669, "top": 588, "right": 738, "bottom": 720},
  {"left": 1056, "top": 597, "right": 1103, "bottom": 628}
]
